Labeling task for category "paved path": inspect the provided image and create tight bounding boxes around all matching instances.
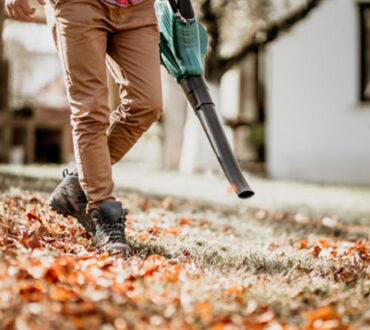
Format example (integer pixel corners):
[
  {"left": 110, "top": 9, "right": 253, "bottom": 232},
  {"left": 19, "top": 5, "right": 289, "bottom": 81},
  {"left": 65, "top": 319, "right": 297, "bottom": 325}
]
[{"left": 0, "top": 164, "right": 369, "bottom": 222}]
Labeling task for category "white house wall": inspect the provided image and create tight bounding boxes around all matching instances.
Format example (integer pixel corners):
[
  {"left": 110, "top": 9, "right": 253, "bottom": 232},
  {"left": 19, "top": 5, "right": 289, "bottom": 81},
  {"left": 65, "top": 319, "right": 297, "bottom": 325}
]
[{"left": 266, "top": 0, "right": 370, "bottom": 185}]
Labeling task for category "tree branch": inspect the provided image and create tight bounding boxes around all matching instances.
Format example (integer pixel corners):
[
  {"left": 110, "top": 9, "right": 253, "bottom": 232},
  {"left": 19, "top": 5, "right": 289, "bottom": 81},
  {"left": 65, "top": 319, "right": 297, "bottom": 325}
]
[
  {"left": 213, "top": 0, "right": 324, "bottom": 81},
  {"left": 200, "top": 0, "right": 224, "bottom": 80}
]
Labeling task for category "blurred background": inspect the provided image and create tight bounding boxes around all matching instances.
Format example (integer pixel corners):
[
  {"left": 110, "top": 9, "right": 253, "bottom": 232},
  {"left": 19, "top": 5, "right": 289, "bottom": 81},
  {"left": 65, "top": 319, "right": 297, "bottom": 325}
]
[{"left": 0, "top": 0, "right": 369, "bottom": 186}]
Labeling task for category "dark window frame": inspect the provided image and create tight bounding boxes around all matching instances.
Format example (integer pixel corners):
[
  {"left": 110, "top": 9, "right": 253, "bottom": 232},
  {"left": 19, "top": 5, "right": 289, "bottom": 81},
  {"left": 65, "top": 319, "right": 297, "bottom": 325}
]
[{"left": 360, "top": 3, "right": 370, "bottom": 101}]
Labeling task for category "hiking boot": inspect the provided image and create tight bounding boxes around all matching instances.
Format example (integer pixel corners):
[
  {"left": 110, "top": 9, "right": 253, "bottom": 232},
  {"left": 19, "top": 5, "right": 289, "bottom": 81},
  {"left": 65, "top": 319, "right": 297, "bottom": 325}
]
[
  {"left": 91, "top": 201, "right": 130, "bottom": 256},
  {"left": 49, "top": 169, "right": 95, "bottom": 233}
]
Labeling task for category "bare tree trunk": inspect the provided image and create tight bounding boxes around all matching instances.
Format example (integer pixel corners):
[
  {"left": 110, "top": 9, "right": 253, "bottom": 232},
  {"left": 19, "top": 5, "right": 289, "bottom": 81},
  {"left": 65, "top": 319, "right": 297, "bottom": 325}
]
[
  {"left": 161, "top": 69, "right": 188, "bottom": 169},
  {"left": 0, "top": 5, "right": 8, "bottom": 111},
  {"left": 0, "top": 5, "right": 11, "bottom": 162}
]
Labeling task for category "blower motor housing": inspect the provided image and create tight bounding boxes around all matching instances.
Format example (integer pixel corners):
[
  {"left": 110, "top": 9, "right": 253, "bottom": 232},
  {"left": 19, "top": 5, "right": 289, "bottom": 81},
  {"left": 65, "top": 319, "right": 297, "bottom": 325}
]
[{"left": 154, "top": 0, "right": 209, "bottom": 82}]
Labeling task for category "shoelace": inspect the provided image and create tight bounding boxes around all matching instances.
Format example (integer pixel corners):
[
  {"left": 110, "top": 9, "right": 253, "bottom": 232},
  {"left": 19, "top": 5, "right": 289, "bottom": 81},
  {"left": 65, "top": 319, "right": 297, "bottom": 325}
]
[
  {"left": 63, "top": 168, "right": 71, "bottom": 178},
  {"left": 95, "top": 214, "right": 127, "bottom": 244}
]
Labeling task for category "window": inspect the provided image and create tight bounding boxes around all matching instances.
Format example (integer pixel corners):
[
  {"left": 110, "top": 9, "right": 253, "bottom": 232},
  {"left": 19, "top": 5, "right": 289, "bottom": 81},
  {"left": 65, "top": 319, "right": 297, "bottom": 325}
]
[{"left": 360, "top": 3, "right": 370, "bottom": 101}]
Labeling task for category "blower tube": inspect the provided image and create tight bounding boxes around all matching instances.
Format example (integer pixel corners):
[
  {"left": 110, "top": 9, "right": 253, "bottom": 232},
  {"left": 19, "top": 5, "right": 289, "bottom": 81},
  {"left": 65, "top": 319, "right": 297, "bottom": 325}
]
[{"left": 180, "top": 76, "right": 255, "bottom": 199}]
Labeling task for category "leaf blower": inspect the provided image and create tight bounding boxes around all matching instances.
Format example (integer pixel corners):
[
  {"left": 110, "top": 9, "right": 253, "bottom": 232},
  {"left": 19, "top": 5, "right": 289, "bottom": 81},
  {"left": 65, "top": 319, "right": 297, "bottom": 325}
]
[{"left": 154, "top": 0, "right": 254, "bottom": 199}]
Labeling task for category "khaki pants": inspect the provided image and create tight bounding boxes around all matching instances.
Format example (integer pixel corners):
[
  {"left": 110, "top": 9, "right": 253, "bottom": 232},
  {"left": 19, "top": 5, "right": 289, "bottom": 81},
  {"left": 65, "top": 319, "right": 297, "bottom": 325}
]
[{"left": 45, "top": 0, "right": 162, "bottom": 211}]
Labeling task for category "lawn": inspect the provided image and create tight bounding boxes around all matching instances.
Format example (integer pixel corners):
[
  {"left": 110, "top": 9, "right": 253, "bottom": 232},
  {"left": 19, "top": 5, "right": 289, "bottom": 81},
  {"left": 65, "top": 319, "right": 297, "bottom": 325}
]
[{"left": 0, "top": 189, "right": 369, "bottom": 329}]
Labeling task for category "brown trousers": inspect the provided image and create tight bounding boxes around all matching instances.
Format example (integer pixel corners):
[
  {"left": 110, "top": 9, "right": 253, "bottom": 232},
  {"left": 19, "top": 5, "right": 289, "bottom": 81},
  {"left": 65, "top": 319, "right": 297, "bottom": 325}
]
[{"left": 45, "top": 0, "right": 163, "bottom": 211}]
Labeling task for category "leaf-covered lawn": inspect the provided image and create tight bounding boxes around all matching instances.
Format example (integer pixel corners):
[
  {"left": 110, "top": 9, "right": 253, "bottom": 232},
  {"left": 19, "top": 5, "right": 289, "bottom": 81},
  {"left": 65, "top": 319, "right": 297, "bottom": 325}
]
[{"left": 0, "top": 189, "right": 369, "bottom": 329}]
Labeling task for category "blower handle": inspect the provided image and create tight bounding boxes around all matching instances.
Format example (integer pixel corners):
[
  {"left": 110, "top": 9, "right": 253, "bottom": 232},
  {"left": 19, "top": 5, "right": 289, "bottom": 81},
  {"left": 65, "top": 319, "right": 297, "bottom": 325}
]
[
  {"left": 177, "top": 0, "right": 195, "bottom": 19},
  {"left": 168, "top": 0, "right": 195, "bottom": 19}
]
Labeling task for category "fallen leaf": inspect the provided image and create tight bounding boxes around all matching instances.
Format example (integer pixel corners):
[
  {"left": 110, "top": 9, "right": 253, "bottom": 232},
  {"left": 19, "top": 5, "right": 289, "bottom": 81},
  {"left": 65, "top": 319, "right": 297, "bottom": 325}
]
[
  {"left": 19, "top": 282, "right": 43, "bottom": 302},
  {"left": 299, "top": 240, "right": 308, "bottom": 249},
  {"left": 195, "top": 301, "right": 213, "bottom": 324},
  {"left": 49, "top": 286, "right": 78, "bottom": 302},
  {"left": 306, "top": 306, "right": 338, "bottom": 322},
  {"left": 161, "top": 226, "right": 179, "bottom": 237},
  {"left": 136, "top": 233, "right": 150, "bottom": 241},
  {"left": 227, "top": 184, "right": 238, "bottom": 194}
]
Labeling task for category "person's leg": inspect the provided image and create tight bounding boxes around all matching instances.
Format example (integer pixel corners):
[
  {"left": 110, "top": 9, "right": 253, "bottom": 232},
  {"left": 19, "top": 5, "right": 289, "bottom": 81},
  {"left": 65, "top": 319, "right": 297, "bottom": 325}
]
[
  {"left": 45, "top": 0, "right": 115, "bottom": 212},
  {"left": 106, "top": 1, "right": 163, "bottom": 165},
  {"left": 45, "top": 0, "right": 130, "bottom": 254}
]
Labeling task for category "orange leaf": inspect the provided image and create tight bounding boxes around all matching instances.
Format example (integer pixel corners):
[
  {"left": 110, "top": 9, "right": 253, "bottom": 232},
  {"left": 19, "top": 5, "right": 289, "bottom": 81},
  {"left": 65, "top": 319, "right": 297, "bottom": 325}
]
[
  {"left": 306, "top": 306, "right": 338, "bottom": 322},
  {"left": 330, "top": 249, "right": 338, "bottom": 258},
  {"left": 313, "top": 245, "right": 321, "bottom": 256},
  {"left": 227, "top": 184, "right": 238, "bottom": 195},
  {"left": 178, "top": 217, "right": 193, "bottom": 226},
  {"left": 161, "top": 265, "right": 182, "bottom": 282},
  {"left": 49, "top": 286, "right": 77, "bottom": 302},
  {"left": 44, "top": 266, "right": 63, "bottom": 283},
  {"left": 316, "top": 239, "right": 330, "bottom": 248},
  {"left": 27, "top": 211, "right": 42, "bottom": 222},
  {"left": 173, "top": 264, "right": 182, "bottom": 273},
  {"left": 148, "top": 224, "right": 160, "bottom": 235},
  {"left": 142, "top": 262, "right": 160, "bottom": 276},
  {"left": 299, "top": 240, "right": 308, "bottom": 249},
  {"left": 20, "top": 230, "right": 42, "bottom": 249},
  {"left": 136, "top": 233, "right": 149, "bottom": 241},
  {"left": 19, "top": 282, "right": 43, "bottom": 302},
  {"left": 72, "top": 317, "right": 84, "bottom": 329},
  {"left": 226, "top": 285, "right": 243, "bottom": 295},
  {"left": 195, "top": 301, "right": 213, "bottom": 324},
  {"left": 211, "top": 322, "right": 227, "bottom": 330},
  {"left": 162, "top": 226, "right": 179, "bottom": 237}
]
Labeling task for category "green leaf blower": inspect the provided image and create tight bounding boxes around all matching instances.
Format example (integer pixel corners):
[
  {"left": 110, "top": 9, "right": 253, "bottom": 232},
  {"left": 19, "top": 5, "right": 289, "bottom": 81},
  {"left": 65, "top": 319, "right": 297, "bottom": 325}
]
[{"left": 155, "top": 0, "right": 254, "bottom": 199}]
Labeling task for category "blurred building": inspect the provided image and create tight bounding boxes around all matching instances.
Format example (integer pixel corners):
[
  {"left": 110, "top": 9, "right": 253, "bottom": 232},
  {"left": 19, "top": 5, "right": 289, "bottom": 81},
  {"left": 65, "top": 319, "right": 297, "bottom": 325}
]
[
  {"left": 266, "top": 0, "right": 370, "bottom": 185},
  {"left": 0, "top": 21, "right": 73, "bottom": 164}
]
